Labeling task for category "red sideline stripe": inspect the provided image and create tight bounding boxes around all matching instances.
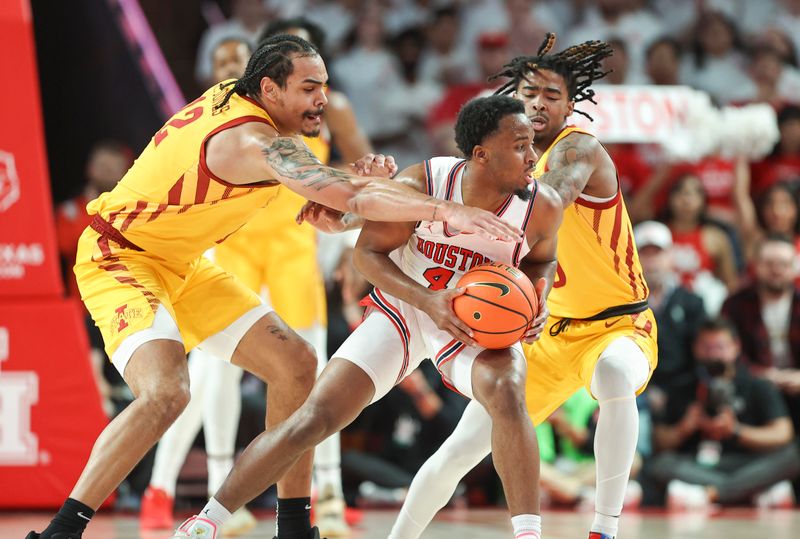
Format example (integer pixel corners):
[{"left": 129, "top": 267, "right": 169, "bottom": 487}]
[{"left": 369, "top": 289, "right": 412, "bottom": 383}]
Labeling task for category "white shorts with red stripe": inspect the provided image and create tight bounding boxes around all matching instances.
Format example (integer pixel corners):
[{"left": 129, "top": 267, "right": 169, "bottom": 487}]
[{"left": 334, "top": 288, "right": 523, "bottom": 403}]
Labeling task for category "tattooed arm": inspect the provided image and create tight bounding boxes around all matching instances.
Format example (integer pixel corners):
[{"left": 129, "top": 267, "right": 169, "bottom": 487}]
[
  {"left": 205, "top": 122, "right": 524, "bottom": 239},
  {"left": 537, "top": 132, "right": 608, "bottom": 208}
]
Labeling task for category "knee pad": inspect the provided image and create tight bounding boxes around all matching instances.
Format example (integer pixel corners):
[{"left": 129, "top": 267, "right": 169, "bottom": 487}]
[{"left": 590, "top": 338, "right": 650, "bottom": 403}]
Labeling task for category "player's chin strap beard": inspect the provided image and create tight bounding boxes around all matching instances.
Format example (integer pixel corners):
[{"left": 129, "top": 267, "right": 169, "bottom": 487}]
[{"left": 549, "top": 300, "right": 649, "bottom": 336}]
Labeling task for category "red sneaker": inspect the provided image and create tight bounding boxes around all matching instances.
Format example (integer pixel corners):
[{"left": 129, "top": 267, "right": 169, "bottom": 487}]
[{"left": 139, "top": 486, "right": 174, "bottom": 530}]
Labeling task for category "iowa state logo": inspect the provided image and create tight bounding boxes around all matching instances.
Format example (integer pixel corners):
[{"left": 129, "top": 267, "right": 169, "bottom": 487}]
[
  {"left": 110, "top": 304, "right": 144, "bottom": 335},
  {"left": 0, "top": 150, "right": 20, "bottom": 213}
]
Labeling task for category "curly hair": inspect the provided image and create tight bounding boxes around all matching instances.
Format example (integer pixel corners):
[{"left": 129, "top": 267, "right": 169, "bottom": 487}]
[
  {"left": 491, "top": 32, "right": 613, "bottom": 120},
  {"left": 454, "top": 95, "right": 526, "bottom": 157}
]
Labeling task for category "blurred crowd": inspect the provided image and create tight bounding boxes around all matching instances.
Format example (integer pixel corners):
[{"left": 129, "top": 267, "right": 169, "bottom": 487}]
[{"left": 54, "top": 0, "right": 800, "bottom": 516}]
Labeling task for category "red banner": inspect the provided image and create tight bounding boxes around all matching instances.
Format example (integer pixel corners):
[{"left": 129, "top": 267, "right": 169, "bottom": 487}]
[
  {"left": 0, "top": 0, "right": 63, "bottom": 298},
  {"left": 0, "top": 299, "right": 108, "bottom": 508}
]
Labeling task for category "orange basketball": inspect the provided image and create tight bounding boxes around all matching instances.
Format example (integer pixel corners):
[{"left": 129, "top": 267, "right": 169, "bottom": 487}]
[{"left": 453, "top": 262, "right": 538, "bottom": 349}]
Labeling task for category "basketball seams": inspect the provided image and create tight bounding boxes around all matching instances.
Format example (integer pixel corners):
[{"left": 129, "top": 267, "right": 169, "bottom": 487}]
[
  {"left": 464, "top": 266, "right": 536, "bottom": 318},
  {"left": 461, "top": 293, "right": 530, "bottom": 333}
]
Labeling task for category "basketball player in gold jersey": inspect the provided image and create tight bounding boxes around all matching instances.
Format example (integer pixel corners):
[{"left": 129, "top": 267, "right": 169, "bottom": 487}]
[
  {"left": 388, "top": 35, "right": 658, "bottom": 539},
  {"left": 142, "top": 25, "right": 368, "bottom": 536},
  {"left": 25, "top": 35, "right": 522, "bottom": 539}
]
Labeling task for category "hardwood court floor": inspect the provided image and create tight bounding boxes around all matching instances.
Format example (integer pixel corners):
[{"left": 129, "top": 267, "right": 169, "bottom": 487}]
[{"left": 3, "top": 508, "right": 799, "bottom": 539}]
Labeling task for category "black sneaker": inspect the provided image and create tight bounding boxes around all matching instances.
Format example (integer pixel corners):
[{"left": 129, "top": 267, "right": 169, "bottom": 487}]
[
  {"left": 272, "top": 526, "right": 324, "bottom": 539},
  {"left": 26, "top": 532, "right": 82, "bottom": 539}
]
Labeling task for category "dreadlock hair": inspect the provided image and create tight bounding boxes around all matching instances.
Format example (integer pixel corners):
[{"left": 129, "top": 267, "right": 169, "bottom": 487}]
[
  {"left": 215, "top": 34, "right": 319, "bottom": 111},
  {"left": 490, "top": 32, "right": 613, "bottom": 120}
]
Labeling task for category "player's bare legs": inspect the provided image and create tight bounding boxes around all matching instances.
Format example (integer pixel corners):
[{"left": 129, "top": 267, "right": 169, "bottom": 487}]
[
  {"left": 214, "top": 357, "right": 374, "bottom": 508},
  {"left": 214, "top": 312, "right": 319, "bottom": 508},
  {"left": 470, "top": 347, "right": 540, "bottom": 519},
  {"left": 71, "top": 339, "right": 191, "bottom": 508}
]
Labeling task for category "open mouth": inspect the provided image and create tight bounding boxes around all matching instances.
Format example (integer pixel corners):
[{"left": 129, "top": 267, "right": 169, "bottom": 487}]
[
  {"left": 304, "top": 108, "right": 324, "bottom": 123},
  {"left": 531, "top": 116, "right": 547, "bottom": 130}
]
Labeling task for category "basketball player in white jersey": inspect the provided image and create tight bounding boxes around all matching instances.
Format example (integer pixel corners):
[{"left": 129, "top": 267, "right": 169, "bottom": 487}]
[
  {"left": 177, "top": 95, "right": 563, "bottom": 539},
  {"left": 388, "top": 36, "right": 657, "bottom": 539}
]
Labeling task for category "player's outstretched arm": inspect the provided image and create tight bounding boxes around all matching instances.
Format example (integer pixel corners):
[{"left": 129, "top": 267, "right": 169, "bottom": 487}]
[
  {"left": 518, "top": 183, "right": 562, "bottom": 343},
  {"left": 205, "top": 123, "right": 523, "bottom": 240},
  {"left": 295, "top": 153, "right": 398, "bottom": 233},
  {"left": 353, "top": 166, "right": 478, "bottom": 346},
  {"left": 536, "top": 132, "right": 601, "bottom": 207}
]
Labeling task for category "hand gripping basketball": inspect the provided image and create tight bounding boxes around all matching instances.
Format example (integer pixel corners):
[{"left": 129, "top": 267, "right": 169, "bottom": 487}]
[{"left": 452, "top": 263, "right": 540, "bottom": 349}]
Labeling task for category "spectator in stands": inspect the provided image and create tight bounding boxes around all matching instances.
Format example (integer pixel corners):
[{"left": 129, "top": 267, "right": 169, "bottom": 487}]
[
  {"left": 721, "top": 235, "right": 800, "bottom": 431},
  {"left": 775, "top": 0, "right": 800, "bottom": 61},
  {"left": 210, "top": 37, "right": 252, "bottom": 85},
  {"left": 386, "top": 26, "right": 442, "bottom": 165},
  {"left": 661, "top": 173, "right": 739, "bottom": 313},
  {"left": 503, "top": 0, "right": 550, "bottom": 57},
  {"left": 647, "top": 318, "right": 800, "bottom": 509},
  {"left": 747, "top": 44, "right": 800, "bottom": 108},
  {"left": 332, "top": 2, "right": 411, "bottom": 161},
  {"left": 426, "top": 31, "right": 508, "bottom": 155},
  {"left": 759, "top": 27, "right": 799, "bottom": 69},
  {"left": 685, "top": 10, "right": 754, "bottom": 105},
  {"left": 644, "top": 36, "right": 683, "bottom": 86},
  {"left": 750, "top": 105, "right": 800, "bottom": 195},
  {"left": 417, "top": 4, "right": 473, "bottom": 86},
  {"left": 735, "top": 178, "right": 800, "bottom": 262},
  {"left": 564, "top": 0, "right": 662, "bottom": 83},
  {"left": 55, "top": 141, "right": 132, "bottom": 299},
  {"left": 634, "top": 221, "right": 706, "bottom": 395},
  {"left": 600, "top": 37, "right": 632, "bottom": 85},
  {"left": 195, "top": 0, "right": 271, "bottom": 86},
  {"left": 630, "top": 152, "right": 750, "bottom": 228}
]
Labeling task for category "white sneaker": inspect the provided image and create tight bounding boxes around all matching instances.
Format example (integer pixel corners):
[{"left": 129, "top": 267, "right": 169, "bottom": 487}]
[
  {"left": 315, "top": 486, "right": 350, "bottom": 537},
  {"left": 170, "top": 516, "right": 219, "bottom": 538},
  {"left": 221, "top": 507, "right": 257, "bottom": 537},
  {"left": 624, "top": 480, "right": 643, "bottom": 509},
  {"left": 754, "top": 480, "right": 796, "bottom": 509},
  {"left": 667, "top": 480, "right": 710, "bottom": 510}
]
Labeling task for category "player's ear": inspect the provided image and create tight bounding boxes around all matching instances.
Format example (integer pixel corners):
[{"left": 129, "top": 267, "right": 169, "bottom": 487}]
[
  {"left": 566, "top": 100, "right": 575, "bottom": 118},
  {"left": 473, "top": 145, "right": 488, "bottom": 163},
  {"left": 260, "top": 77, "right": 279, "bottom": 103}
]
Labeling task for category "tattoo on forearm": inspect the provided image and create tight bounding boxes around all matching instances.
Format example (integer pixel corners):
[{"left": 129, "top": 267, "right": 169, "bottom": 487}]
[
  {"left": 538, "top": 136, "right": 593, "bottom": 205},
  {"left": 266, "top": 324, "right": 289, "bottom": 341},
  {"left": 262, "top": 137, "right": 352, "bottom": 191}
]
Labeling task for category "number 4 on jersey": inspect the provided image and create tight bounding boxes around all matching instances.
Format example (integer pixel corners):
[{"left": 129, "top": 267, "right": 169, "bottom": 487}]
[{"left": 423, "top": 267, "right": 455, "bottom": 291}]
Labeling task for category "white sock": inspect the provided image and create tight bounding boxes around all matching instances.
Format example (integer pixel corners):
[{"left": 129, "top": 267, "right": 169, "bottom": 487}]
[
  {"left": 203, "top": 358, "right": 243, "bottom": 494},
  {"left": 388, "top": 400, "right": 493, "bottom": 539},
  {"left": 511, "top": 514, "right": 541, "bottom": 539},
  {"left": 315, "top": 437, "right": 344, "bottom": 499},
  {"left": 150, "top": 352, "right": 208, "bottom": 496},
  {"left": 198, "top": 497, "right": 232, "bottom": 527},
  {"left": 591, "top": 512, "right": 619, "bottom": 537}
]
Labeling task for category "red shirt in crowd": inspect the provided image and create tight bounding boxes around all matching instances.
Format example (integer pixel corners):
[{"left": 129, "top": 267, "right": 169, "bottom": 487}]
[
  {"left": 669, "top": 227, "right": 715, "bottom": 290},
  {"left": 54, "top": 195, "right": 91, "bottom": 299},
  {"left": 750, "top": 155, "right": 800, "bottom": 195}
]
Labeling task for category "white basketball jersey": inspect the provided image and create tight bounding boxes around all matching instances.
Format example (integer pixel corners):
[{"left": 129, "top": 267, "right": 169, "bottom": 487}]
[{"left": 392, "top": 157, "right": 537, "bottom": 291}]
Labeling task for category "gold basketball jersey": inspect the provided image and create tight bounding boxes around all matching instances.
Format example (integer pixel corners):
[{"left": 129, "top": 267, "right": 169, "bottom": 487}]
[
  {"left": 533, "top": 127, "right": 648, "bottom": 318},
  {"left": 86, "top": 82, "right": 284, "bottom": 263}
]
